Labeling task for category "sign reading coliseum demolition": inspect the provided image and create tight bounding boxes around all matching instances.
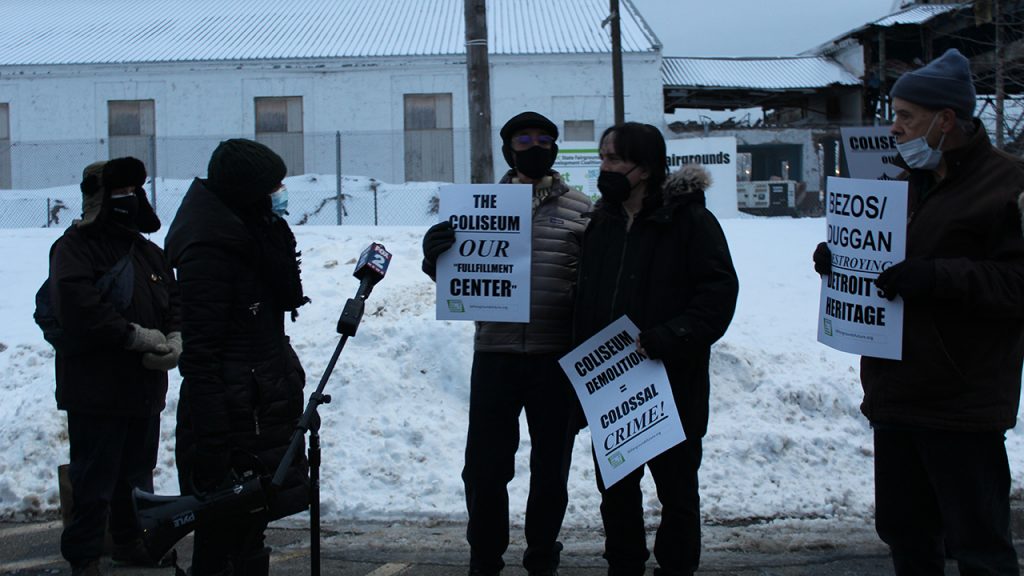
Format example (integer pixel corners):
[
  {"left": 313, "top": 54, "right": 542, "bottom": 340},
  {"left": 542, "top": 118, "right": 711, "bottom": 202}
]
[
  {"left": 436, "top": 184, "right": 532, "bottom": 322},
  {"left": 817, "top": 177, "right": 907, "bottom": 360},
  {"left": 559, "top": 315, "right": 685, "bottom": 488}
]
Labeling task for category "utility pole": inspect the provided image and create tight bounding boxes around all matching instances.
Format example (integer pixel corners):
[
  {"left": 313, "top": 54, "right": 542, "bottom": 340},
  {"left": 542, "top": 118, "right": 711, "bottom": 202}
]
[
  {"left": 610, "top": 0, "right": 625, "bottom": 125},
  {"left": 465, "top": 0, "right": 493, "bottom": 183}
]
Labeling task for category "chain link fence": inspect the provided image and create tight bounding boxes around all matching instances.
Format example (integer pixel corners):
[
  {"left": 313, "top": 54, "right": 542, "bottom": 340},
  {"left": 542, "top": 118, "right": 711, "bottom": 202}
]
[{"left": 0, "top": 131, "right": 450, "bottom": 229}]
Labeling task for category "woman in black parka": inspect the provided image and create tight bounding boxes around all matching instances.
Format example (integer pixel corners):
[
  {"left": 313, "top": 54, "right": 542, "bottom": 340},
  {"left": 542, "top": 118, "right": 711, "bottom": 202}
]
[
  {"left": 165, "top": 139, "right": 309, "bottom": 576},
  {"left": 574, "top": 123, "right": 739, "bottom": 576}
]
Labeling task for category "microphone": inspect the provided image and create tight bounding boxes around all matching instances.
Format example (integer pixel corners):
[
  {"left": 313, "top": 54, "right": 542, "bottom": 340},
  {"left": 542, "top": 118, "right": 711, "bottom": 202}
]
[
  {"left": 352, "top": 242, "right": 392, "bottom": 300},
  {"left": 338, "top": 243, "right": 391, "bottom": 337}
]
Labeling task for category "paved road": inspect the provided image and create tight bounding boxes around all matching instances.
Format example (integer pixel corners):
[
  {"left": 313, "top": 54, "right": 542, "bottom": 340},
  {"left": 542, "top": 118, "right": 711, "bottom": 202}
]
[{"left": 1, "top": 516, "right": 1021, "bottom": 575}]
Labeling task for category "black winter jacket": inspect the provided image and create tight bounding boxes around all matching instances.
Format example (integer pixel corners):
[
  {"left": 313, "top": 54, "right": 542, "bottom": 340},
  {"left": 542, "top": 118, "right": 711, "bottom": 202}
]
[
  {"left": 574, "top": 167, "right": 739, "bottom": 440},
  {"left": 860, "top": 122, "right": 1024, "bottom": 431},
  {"left": 165, "top": 178, "right": 308, "bottom": 517},
  {"left": 48, "top": 210, "right": 180, "bottom": 416}
]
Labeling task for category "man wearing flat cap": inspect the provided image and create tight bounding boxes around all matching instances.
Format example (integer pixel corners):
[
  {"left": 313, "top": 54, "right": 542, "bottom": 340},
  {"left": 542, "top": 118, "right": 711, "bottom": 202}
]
[
  {"left": 814, "top": 48, "right": 1024, "bottom": 575},
  {"left": 46, "top": 157, "right": 181, "bottom": 575},
  {"left": 420, "top": 112, "right": 591, "bottom": 576}
]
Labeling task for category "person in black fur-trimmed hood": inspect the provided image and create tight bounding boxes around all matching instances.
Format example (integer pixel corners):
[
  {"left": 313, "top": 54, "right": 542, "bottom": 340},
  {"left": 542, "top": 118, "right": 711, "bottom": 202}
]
[
  {"left": 574, "top": 123, "right": 738, "bottom": 576},
  {"left": 165, "top": 139, "right": 309, "bottom": 576},
  {"left": 46, "top": 157, "right": 182, "bottom": 576},
  {"left": 420, "top": 111, "right": 591, "bottom": 576}
]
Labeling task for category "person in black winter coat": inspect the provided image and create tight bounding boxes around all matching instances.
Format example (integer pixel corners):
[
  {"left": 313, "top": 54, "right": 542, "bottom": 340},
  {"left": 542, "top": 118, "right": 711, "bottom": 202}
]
[
  {"left": 574, "top": 123, "right": 738, "bottom": 576},
  {"left": 47, "top": 157, "right": 181, "bottom": 576},
  {"left": 165, "top": 139, "right": 309, "bottom": 576}
]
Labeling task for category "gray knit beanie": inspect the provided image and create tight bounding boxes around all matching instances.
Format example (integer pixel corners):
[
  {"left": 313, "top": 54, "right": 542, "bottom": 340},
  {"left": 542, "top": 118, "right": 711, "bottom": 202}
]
[{"left": 890, "top": 48, "right": 976, "bottom": 119}]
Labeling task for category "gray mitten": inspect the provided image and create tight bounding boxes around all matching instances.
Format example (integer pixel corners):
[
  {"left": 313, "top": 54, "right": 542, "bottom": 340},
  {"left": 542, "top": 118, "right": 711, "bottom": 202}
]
[
  {"left": 125, "top": 322, "right": 170, "bottom": 354},
  {"left": 142, "top": 331, "right": 181, "bottom": 371}
]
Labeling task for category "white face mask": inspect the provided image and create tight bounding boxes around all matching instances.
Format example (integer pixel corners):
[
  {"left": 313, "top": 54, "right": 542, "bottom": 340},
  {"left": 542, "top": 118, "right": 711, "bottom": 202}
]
[{"left": 895, "top": 114, "right": 946, "bottom": 170}]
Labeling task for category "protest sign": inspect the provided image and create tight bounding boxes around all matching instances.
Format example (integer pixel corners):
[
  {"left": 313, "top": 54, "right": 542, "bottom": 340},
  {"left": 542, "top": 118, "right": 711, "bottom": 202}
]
[
  {"left": 553, "top": 141, "right": 600, "bottom": 202},
  {"left": 840, "top": 126, "right": 904, "bottom": 180},
  {"left": 817, "top": 177, "right": 907, "bottom": 359},
  {"left": 559, "top": 315, "right": 685, "bottom": 488},
  {"left": 436, "top": 184, "right": 532, "bottom": 322}
]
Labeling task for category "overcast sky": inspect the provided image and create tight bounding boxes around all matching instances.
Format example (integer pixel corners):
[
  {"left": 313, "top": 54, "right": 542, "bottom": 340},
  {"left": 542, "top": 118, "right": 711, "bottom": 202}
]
[{"left": 630, "top": 0, "right": 901, "bottom": 57}]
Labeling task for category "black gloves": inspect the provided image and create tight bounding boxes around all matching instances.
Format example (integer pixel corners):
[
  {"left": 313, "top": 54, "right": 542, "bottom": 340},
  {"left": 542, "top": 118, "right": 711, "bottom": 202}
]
[
  {"left": 875, "top": 259, "right": 936, "bottom": 301},
  {"left": 422, "top": 221, "right": 456, "bottom": 277},
  {"left": 813, "top": 242, "right": 832, "bottom": 276},
  {"left": 638, "top": 324, "right": 678, "bottom": 360}
]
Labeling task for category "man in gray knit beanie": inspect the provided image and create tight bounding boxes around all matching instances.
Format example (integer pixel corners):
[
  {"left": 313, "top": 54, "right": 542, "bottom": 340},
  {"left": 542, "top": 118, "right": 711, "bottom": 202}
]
[
  {"left": 890, "top": 48, "right": 976, "bottom": 120},
  {"left": 814, "top": 46, "right": 1024, "bottom": 576}
]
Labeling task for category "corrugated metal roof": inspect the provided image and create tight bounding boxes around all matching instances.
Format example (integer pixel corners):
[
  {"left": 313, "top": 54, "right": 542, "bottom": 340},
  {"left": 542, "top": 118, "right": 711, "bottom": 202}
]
[
  {"left": 0, "top": 0, "right": 660, "bottom": 66},
  {"left": 662, "top": 57, "right": 861, "bottom": 90},
  {"left": 871, "top": 2, "right": 969, "bottom": 28}
]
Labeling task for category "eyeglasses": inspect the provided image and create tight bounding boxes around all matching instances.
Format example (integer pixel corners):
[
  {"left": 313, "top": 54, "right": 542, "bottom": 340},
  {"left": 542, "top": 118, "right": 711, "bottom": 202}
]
[{"left": 511, "top": 134, "right": 556, "bottom": 147}]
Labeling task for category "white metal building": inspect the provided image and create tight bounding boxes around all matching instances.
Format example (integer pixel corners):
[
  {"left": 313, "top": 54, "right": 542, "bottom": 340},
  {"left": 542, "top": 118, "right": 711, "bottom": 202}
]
[{"left": 0, "top": 0, "right": 664, "bottom": 188}]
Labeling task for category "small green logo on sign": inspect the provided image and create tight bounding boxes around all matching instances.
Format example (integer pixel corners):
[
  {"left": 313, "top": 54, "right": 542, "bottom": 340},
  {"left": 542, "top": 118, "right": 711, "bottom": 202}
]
[
  {"left": 608, "top": 452, "right": 626, "bottom": 468},
  {"left": 447, "top": 300, "right": 465, "bottom": 313},
  {"left": 824, "top": 318, "right": 833, "bottom": 336}
]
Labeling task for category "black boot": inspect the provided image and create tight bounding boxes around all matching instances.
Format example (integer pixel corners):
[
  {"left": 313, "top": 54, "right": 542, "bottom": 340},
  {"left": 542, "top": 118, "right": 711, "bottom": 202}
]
[
  {"left": 237, "top": 547, "right": 270, "bottom": 576},
  {"left": 70, "top": 560, "right": 102, "bottom": 576}
]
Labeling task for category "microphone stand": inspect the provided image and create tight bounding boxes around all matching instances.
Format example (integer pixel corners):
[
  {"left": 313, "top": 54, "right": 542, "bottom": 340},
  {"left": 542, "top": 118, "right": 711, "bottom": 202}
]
[{"left": 271, "top": 277, "right": 375, "bottom": 576}]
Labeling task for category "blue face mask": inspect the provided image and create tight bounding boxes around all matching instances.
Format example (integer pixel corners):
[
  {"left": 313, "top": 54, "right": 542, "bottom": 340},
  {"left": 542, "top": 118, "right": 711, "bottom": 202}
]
[
  {"left": 895, "top": 114, "right": 945, "bottom": 170},
  {"left": 270, "top": 186, "right": 288, "bottom": 216}
]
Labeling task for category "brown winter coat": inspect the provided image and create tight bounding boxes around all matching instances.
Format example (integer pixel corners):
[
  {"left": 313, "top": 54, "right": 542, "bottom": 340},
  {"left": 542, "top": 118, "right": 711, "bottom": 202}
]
[{"left": 860, "top": 122, "right": 1024, "bottom": 431}]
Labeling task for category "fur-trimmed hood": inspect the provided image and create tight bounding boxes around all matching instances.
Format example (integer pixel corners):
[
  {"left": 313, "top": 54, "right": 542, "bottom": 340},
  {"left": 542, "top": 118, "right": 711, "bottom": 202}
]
[{"left": 663, "top": 164, "right": 713, "bottom": 198}]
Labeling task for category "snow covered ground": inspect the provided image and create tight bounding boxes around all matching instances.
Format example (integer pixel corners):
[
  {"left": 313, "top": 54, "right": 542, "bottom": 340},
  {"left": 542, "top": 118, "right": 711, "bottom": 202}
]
[{"left": 1, "top": 200, "right": 1022, "bottom": 531}]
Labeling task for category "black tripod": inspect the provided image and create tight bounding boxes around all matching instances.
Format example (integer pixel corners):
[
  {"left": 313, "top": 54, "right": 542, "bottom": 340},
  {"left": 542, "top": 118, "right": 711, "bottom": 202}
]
[{"left": 271, "top": 283, "right": 372, "bottom": 576}]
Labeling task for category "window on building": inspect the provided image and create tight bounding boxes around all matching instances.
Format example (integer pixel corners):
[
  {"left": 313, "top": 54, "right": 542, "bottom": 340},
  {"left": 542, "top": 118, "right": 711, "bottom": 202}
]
[
  {"left": 564, "top": 120, "right": 594, "bottom": 142},
  {"left": 0, "top": 103, "right": 10, "bottom": 189},
  {"left": 404, "top": 93, "right": 453, "bottom": 182},
  {"left": 255, "top": 96, "right": 304, "bottom": 176},
  {"left": 108, "top": 100, "right": 155, "bottom": 174},
  {"left": 737, "top": 144, "right": 803, "bottom": 182}
]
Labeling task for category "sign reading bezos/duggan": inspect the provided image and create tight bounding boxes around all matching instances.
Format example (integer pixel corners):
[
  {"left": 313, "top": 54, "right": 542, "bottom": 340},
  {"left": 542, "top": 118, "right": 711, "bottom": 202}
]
[
  {"left": 817, "top": 177, "right": 907, "bottom": 360},
  {"left": 436, "top": 184, "right": 532, "bottom": 322},
  {"left": 559, "top": 315, "right": 685, "bottom": 488}
]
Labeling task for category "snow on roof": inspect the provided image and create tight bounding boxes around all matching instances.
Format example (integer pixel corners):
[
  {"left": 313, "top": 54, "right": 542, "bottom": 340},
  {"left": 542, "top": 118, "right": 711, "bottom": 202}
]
[
  {"left": 0, "top": 0, "right": 660, "bottom": 66},
  {"left": 871, "top": 2, "right": 970, "bottom": 28},
  {"left": 662, "top": 56, "right": 861, "bottom": 91}
]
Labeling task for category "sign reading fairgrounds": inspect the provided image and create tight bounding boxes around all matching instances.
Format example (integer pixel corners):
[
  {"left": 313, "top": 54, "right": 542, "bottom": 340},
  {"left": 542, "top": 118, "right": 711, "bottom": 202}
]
[
  {"left": 665, "top": 137, "right": 738, "bottom": 218},
  {"left": 666, "top": 151, "right": 731, "bottom": 167}
]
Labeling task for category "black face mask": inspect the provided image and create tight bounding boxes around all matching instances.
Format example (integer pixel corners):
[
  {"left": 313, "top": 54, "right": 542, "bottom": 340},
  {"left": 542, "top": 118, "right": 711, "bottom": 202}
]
[
  {"left": 107, "top": 193, "right": 139, "bottom": 228},
  {"left": 597, "top": 167, "right": 637, "bottom": 204},
  {"left": 513, "top": 146, "right": 555, "bottom": 180}
]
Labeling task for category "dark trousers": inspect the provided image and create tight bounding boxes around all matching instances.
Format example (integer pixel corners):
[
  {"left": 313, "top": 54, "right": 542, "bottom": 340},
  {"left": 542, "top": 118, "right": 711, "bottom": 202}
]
[
  {"left": 595, "top": 438, "right": 702, "bottom": 576},
  {"left": 463, "top": 352, "right": 577, "bottom": 574},
  {"left": 60, "top": 411, "right": 160, "bottom": 567},
  {"left": 874, "top": 427, "right": 1019, "bottom": 576},
  {"left": 192, "top": 520, "right": 269, "bottom": 576}
]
